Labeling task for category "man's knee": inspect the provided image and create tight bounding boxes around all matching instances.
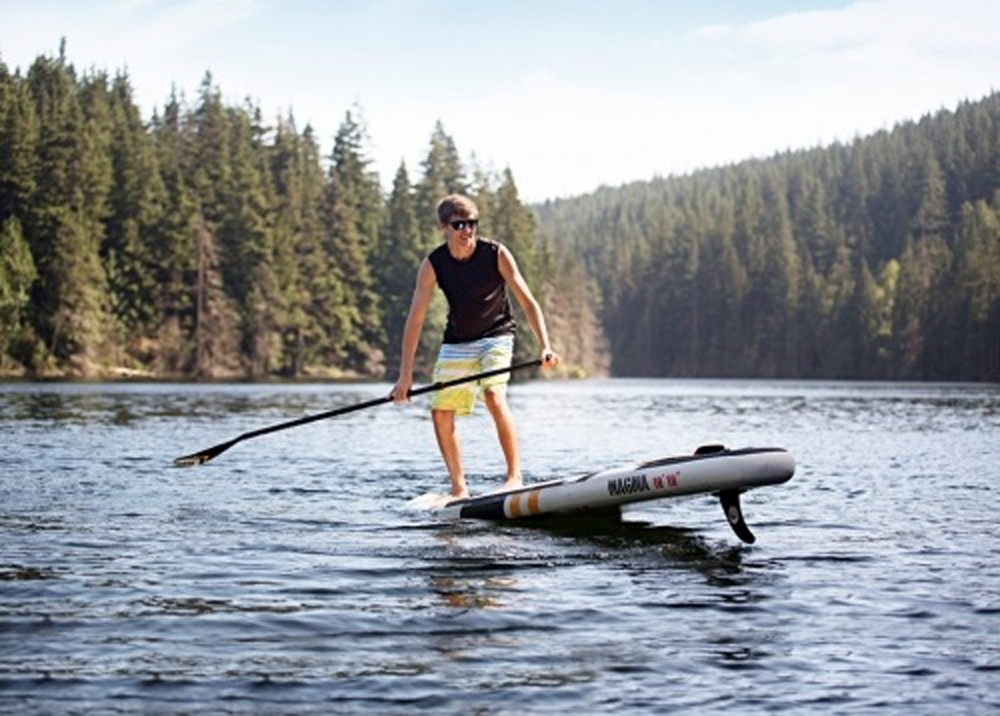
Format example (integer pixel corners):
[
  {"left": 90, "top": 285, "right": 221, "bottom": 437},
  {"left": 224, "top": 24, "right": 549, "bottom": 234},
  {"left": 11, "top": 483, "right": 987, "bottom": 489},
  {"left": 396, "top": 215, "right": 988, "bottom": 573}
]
[{"left": 482, "top": 387, "right": 508, "bottom": 411}]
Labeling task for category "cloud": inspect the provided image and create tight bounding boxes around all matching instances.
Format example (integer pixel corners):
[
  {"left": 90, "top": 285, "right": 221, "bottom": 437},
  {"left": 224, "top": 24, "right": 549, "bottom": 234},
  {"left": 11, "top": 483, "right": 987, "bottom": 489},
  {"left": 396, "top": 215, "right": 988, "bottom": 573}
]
[
  {"left": 1, "top": 0, "right": 269, "bottom": 106},
  {"left": 684, "top": 0, "right": 999, "bottom": 97},
  {"left": 3, "top": 0, "right": 263, "bottom": 64},
  {"left": 382, "top": 0, "right": 999, "bottom": 200}
]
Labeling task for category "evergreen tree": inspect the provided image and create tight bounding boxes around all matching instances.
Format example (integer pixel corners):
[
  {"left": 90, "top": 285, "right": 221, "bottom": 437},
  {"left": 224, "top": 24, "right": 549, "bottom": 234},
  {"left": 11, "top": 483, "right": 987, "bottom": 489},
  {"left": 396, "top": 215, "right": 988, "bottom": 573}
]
[
  {"left": 25, "top": 55, "right": 114, "bottom": 373},
  {"left": 953, "top": 198, "right": 1000, "bottom": 380},
  {"left": 290, "top": 124, "right": 333, "bottom": 375},
  {"left": 267, "top": 115, "right": 315, "bottom": 376},
  {"left": 376, "top": 162, "right": 430, "bottom": 375},
  {"left": 490, "top": 168, "right": 547, "bottom": 363},
  {"left": 0, "top": 216, "right": 37, "bottom": 367},
  {"left": 190, "top": 73, "right": 230, "bottom": 226},
  {"left": 103, "top": 71, "right": 164, "bottom": 356},
  {"left": 697, "top": 188, "right": 746, "bottom": 376},
  {"left": 889, "top": 239, "right": 923, "bottom": 378},
  {"left": 193, "top": 217, "right": 241, "bottom": 377},
  {"left": 148, "top": 90, "right": 199, "bottom": 374},
  {"left": 323, "top": 109, "right": 383, "bottom": 373},
  {"left": 0, "top": 61, "right": 39, "bottom": 228},
  {"left": 757, "top": 168, "right": 800, "bottom": 375},
  {"left": 909, "top": 145, "right": 954, "bottom": 378},
  {"left": 223, "top": 102, "right": 279, "bottom": 376},
  {"left": 416, "top": 121, "right": 466, "bottom": 240},
  {"left": 187, "top": 73, "right": 242, "bottom": 374}
]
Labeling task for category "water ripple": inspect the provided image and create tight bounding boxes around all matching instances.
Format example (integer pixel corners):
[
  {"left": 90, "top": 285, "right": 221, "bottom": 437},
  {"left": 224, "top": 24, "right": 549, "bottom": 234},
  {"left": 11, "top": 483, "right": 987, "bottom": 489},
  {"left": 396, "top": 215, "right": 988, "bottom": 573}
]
[{"left": 2, "top": 380, "right": 999, "bottom": 712}]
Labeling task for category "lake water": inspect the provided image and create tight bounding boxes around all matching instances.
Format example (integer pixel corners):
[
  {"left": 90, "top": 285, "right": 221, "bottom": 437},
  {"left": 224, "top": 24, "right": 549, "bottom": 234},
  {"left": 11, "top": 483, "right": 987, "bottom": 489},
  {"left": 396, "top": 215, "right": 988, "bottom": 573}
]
[{"left": 1, "top": 378, "right": 998, "bottom": 713}]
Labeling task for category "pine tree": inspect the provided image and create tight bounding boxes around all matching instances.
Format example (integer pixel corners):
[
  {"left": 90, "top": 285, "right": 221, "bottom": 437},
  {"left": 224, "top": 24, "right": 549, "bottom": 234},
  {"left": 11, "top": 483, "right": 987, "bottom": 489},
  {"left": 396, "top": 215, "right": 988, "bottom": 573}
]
[
  {"left": 187, "top": 73, "right": 242, "bottom": 374},
  {"left": 0, "top": 61, "right": 39, "bottom": 228},
  {"left": 416, "top": 121, "right": 466, "bottom": 241},
  {"left": 267, "top": 115, "right": 314, "bottom": 376},
  {"left": 909, "top": 145, "right": 954, "bottom": 378},
  {"left": 323, "top": 109, "right": 383, "bottom": 373},
  {"left": 953, "top": 198, "right": 1000, "bottom": 380},
  {"left": 890, "top": 239, "right": 923, "bottom": 378},
  {"left": 223, "top": 102, "right": 279, "bottom": 376},
  {"left": 289, "top": 124, "right": 331, "bottom": 375},
  {"left": 103, "top": 71, "right": 165, "bottom": 360},
  {"left": 490, "top": 168, "right": 547, "bottom": 363},
  {"left": 757, "top": 168, "right": 800, "bottom": 375},
  {"left": 25, "top": 55, "right": 114, "bottom": 374},
  {"left": 0, "top": 216, "right": 37, "bottom": 368},
  {"left": 697, "top": 187, "right": 746, "bottom": 376},
  {"left": 149, "top": 90, "right": 199, "bottom": 374},
  {"left": 193, "top": 217, "right": 240, "bottom": 377},
  {"left": 376, "top": 162, "right": 430, "bottom": 375}
]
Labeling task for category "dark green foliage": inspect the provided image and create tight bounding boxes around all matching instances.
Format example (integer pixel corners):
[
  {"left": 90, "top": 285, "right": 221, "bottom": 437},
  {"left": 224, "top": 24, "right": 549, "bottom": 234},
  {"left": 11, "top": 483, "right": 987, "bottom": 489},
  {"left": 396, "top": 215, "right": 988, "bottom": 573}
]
[
  {"left": 323, "top": 109, "right": 384, "bottom": 374},
  {"left": 375, "top": 162, "right": 424, "bottom": 375},
  {"left": 535, "top": 93, "right": 1000, "bottom": 381},
  {"left": 22, "top": 55, "right": 115, "bottom": 373},
  {"left": 0, "top": 48, "right": 572, "bottom": 378},
  {"left": 0, "top": 44, "right": 995, "bottom": 381},
  {"left": 0, "top": 216, "right": 37, "bottom": 364}
]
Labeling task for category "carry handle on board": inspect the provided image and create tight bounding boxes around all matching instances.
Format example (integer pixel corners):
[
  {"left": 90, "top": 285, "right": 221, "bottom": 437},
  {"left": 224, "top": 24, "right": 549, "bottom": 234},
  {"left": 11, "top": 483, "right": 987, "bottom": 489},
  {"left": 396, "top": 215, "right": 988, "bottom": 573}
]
[{"left": 172, "top": 358, "right": 543, "bottom": 467}]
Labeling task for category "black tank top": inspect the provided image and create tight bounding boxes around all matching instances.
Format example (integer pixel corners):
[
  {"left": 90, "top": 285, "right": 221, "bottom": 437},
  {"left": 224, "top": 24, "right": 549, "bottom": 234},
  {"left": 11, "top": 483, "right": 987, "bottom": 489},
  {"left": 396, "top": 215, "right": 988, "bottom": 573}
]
[{"left": 429, "top": 239, "right": 516, "bottom": 344}]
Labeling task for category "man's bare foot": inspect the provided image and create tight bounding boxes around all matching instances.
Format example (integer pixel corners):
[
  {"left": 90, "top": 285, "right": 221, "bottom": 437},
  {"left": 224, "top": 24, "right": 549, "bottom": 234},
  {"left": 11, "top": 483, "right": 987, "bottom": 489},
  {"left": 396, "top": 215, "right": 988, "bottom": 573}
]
[
  {"left": 451, "top": 489, "right": 470, "bottom": 499},
  {"left": 502, "top": 477, "right": 523, "bottom": 491}
]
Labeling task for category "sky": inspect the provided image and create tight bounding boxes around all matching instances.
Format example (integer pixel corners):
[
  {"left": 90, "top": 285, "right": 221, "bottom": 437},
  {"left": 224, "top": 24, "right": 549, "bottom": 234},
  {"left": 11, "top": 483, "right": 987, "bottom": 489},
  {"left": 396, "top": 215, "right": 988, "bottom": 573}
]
[{"left": 1, "top": 0, "right": 997, "bottom": 202}]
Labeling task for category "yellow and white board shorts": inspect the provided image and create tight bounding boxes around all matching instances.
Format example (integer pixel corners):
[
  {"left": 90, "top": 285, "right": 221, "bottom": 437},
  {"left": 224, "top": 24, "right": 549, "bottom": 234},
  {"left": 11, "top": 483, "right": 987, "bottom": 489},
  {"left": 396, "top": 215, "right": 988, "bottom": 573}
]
[{"left": 431, "top": 335, "right": 514, "bottom": 416}]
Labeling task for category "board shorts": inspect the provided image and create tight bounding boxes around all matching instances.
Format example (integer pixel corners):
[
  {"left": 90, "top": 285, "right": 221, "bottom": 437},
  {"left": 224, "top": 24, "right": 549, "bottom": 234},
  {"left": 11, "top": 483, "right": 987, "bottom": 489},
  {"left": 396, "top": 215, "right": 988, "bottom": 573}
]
[{"left": 431, "top": 335, "right": 514, "bottom": 416}]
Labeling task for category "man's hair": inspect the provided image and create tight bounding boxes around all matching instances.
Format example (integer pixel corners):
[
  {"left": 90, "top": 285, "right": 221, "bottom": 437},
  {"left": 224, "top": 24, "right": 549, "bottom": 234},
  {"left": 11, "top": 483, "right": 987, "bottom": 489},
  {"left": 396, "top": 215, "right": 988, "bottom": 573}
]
[{"left": 437, "top": 194, "right": 478, "bottom": 224}]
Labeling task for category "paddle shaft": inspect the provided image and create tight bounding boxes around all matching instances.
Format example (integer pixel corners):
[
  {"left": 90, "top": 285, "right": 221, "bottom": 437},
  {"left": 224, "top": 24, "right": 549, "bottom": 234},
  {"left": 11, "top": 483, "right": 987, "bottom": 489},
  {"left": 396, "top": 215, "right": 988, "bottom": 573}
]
[
  {"left": 229, "top": 358, "right": 541, "bottom": 441},
  {"left": 173, "top": 358, "right": 542, "bottom": 466}
]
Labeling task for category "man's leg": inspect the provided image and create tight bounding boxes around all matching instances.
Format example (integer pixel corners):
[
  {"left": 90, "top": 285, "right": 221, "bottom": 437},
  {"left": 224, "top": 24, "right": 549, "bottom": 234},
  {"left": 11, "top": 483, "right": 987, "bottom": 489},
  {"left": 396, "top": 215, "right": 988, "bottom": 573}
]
[
  {"left": 432, "top": 408, "right": 468, "bottom": 498},
  {"left": 483, "top": 387, "right": 522, "bottom": 490}
]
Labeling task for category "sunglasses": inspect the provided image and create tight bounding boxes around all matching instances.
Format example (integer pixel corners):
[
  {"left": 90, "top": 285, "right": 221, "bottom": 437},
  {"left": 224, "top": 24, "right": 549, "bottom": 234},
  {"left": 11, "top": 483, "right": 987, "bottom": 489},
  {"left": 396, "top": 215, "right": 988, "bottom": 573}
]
[{"left": 449, "top": 219, "right": 479, "bottom": 231}]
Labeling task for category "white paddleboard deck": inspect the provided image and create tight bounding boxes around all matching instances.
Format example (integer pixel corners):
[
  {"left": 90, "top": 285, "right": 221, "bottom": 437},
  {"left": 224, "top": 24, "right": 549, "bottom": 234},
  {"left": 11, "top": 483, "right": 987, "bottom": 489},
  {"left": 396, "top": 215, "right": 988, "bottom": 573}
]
[{"left": 410, "top": 445, "right": 795, "bottom": 543}]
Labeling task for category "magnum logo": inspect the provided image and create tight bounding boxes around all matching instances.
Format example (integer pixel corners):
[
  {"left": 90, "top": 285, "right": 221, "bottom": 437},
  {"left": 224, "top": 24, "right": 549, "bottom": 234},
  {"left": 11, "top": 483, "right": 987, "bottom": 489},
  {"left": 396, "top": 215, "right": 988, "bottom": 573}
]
[{"left": 607, "top": 474, "right": 651, "bottom": 497}]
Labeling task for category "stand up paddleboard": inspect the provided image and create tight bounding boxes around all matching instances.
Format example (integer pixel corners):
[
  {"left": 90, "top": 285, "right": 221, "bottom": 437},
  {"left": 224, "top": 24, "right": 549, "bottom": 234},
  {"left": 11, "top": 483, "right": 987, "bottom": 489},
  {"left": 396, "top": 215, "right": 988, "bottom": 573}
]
[{"left": 416, "top": 445, "right": 795, "bottom": 543}]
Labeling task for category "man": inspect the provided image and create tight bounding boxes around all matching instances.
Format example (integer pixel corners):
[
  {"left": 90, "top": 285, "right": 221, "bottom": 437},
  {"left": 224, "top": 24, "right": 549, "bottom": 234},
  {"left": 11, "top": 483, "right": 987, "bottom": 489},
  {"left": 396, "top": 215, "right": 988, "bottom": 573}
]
[{"left": 390, "top": 194, "right": 560, "bottom": 498}]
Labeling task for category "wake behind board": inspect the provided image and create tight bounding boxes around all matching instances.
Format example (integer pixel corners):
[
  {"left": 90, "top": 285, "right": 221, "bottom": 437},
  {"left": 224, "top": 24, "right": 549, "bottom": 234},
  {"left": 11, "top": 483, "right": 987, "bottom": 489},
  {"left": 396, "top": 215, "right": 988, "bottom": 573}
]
[{"left": 412, "top": 445, "right": 795, "bottom": 544}]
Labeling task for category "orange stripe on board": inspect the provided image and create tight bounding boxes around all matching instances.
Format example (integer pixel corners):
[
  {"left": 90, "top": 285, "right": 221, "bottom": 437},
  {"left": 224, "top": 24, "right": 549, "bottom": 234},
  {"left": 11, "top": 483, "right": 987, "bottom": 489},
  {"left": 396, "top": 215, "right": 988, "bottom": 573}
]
[
  {"left": 527, "top": 490, "right": 541, "bottom": 515},
  {"left": 507, "top": 493, "right": 523, "bottom": 518}
]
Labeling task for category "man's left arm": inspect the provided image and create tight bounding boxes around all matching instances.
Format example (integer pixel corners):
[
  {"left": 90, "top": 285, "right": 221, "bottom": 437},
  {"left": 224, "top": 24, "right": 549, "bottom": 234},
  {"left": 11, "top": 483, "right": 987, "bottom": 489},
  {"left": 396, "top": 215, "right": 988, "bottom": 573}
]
[{"left": 498, "top": 245, "right": 560, "bottom": 367}]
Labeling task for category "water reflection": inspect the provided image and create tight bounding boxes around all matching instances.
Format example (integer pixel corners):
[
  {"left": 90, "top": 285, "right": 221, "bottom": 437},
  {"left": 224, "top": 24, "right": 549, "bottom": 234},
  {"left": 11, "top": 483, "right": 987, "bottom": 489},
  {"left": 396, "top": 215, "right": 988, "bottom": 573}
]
[
  {"left": 419, "top": 511, "right": 762, "bottom": 616},
  {"left": 426, "top": 526, "right": 526, "bottom": 610},
  {"left": 518, "top": 511, "right": 749, "bottom": 572},
  {"left": 0, "top": 381, "right": 394, "bottom": 428},
  {"left": 429, "top": 574, "right": 519, "bottom": 610}
]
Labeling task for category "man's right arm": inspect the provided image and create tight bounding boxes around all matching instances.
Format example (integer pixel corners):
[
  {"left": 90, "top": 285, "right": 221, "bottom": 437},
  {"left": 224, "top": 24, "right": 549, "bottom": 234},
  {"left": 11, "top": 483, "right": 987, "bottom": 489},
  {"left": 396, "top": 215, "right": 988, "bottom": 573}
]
[{"left": 391, "top": 258, "right": 436, "bottom": 402}]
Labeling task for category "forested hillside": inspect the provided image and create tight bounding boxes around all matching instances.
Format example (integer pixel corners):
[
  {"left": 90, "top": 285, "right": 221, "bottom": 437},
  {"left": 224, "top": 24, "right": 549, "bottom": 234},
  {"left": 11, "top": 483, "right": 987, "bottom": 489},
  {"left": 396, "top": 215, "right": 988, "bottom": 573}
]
[
  {"left": 536, "top": 92, "right": 999, "bottom": 381},
  {"left": 0, "top": 47, "right": 605, "bottom": 379},
  {"left": 1, "top": 46, "right": 996, "bottom": 381}
]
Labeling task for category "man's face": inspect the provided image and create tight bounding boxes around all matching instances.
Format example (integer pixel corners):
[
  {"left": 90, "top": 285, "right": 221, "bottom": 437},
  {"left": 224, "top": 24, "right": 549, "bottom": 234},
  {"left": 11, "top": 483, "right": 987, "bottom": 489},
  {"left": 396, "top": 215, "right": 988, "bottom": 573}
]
[{"left": 443, "top": 216, "right": 479, "bottom": 244}]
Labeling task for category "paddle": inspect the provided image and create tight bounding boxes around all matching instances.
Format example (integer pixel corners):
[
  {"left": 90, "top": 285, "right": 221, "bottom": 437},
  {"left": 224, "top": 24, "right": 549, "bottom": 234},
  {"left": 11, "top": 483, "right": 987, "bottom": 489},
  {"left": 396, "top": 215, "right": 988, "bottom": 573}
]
[{"left": 172, "top": 358, "right": 543, "bottom": 467}]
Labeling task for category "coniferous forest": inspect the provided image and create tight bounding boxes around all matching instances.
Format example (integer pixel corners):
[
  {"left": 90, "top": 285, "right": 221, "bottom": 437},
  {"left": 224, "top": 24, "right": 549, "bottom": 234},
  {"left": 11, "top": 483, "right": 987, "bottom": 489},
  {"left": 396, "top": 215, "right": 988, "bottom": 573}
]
[
  {"left": 0, "top": 48, "right": 606, "bottom": 380},
  {"left": 534, "top": 91, "right": 999, "bottom": 380},
  {"left": 0, "top": 47, "right": 997, "bottom": 381}
]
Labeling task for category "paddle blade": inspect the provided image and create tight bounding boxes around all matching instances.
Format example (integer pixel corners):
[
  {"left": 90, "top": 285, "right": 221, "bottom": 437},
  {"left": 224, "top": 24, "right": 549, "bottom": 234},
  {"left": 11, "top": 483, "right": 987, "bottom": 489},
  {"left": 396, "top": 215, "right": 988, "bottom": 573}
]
[{"left": 172, "top": 439, "right": 237, "bottom": 467}]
